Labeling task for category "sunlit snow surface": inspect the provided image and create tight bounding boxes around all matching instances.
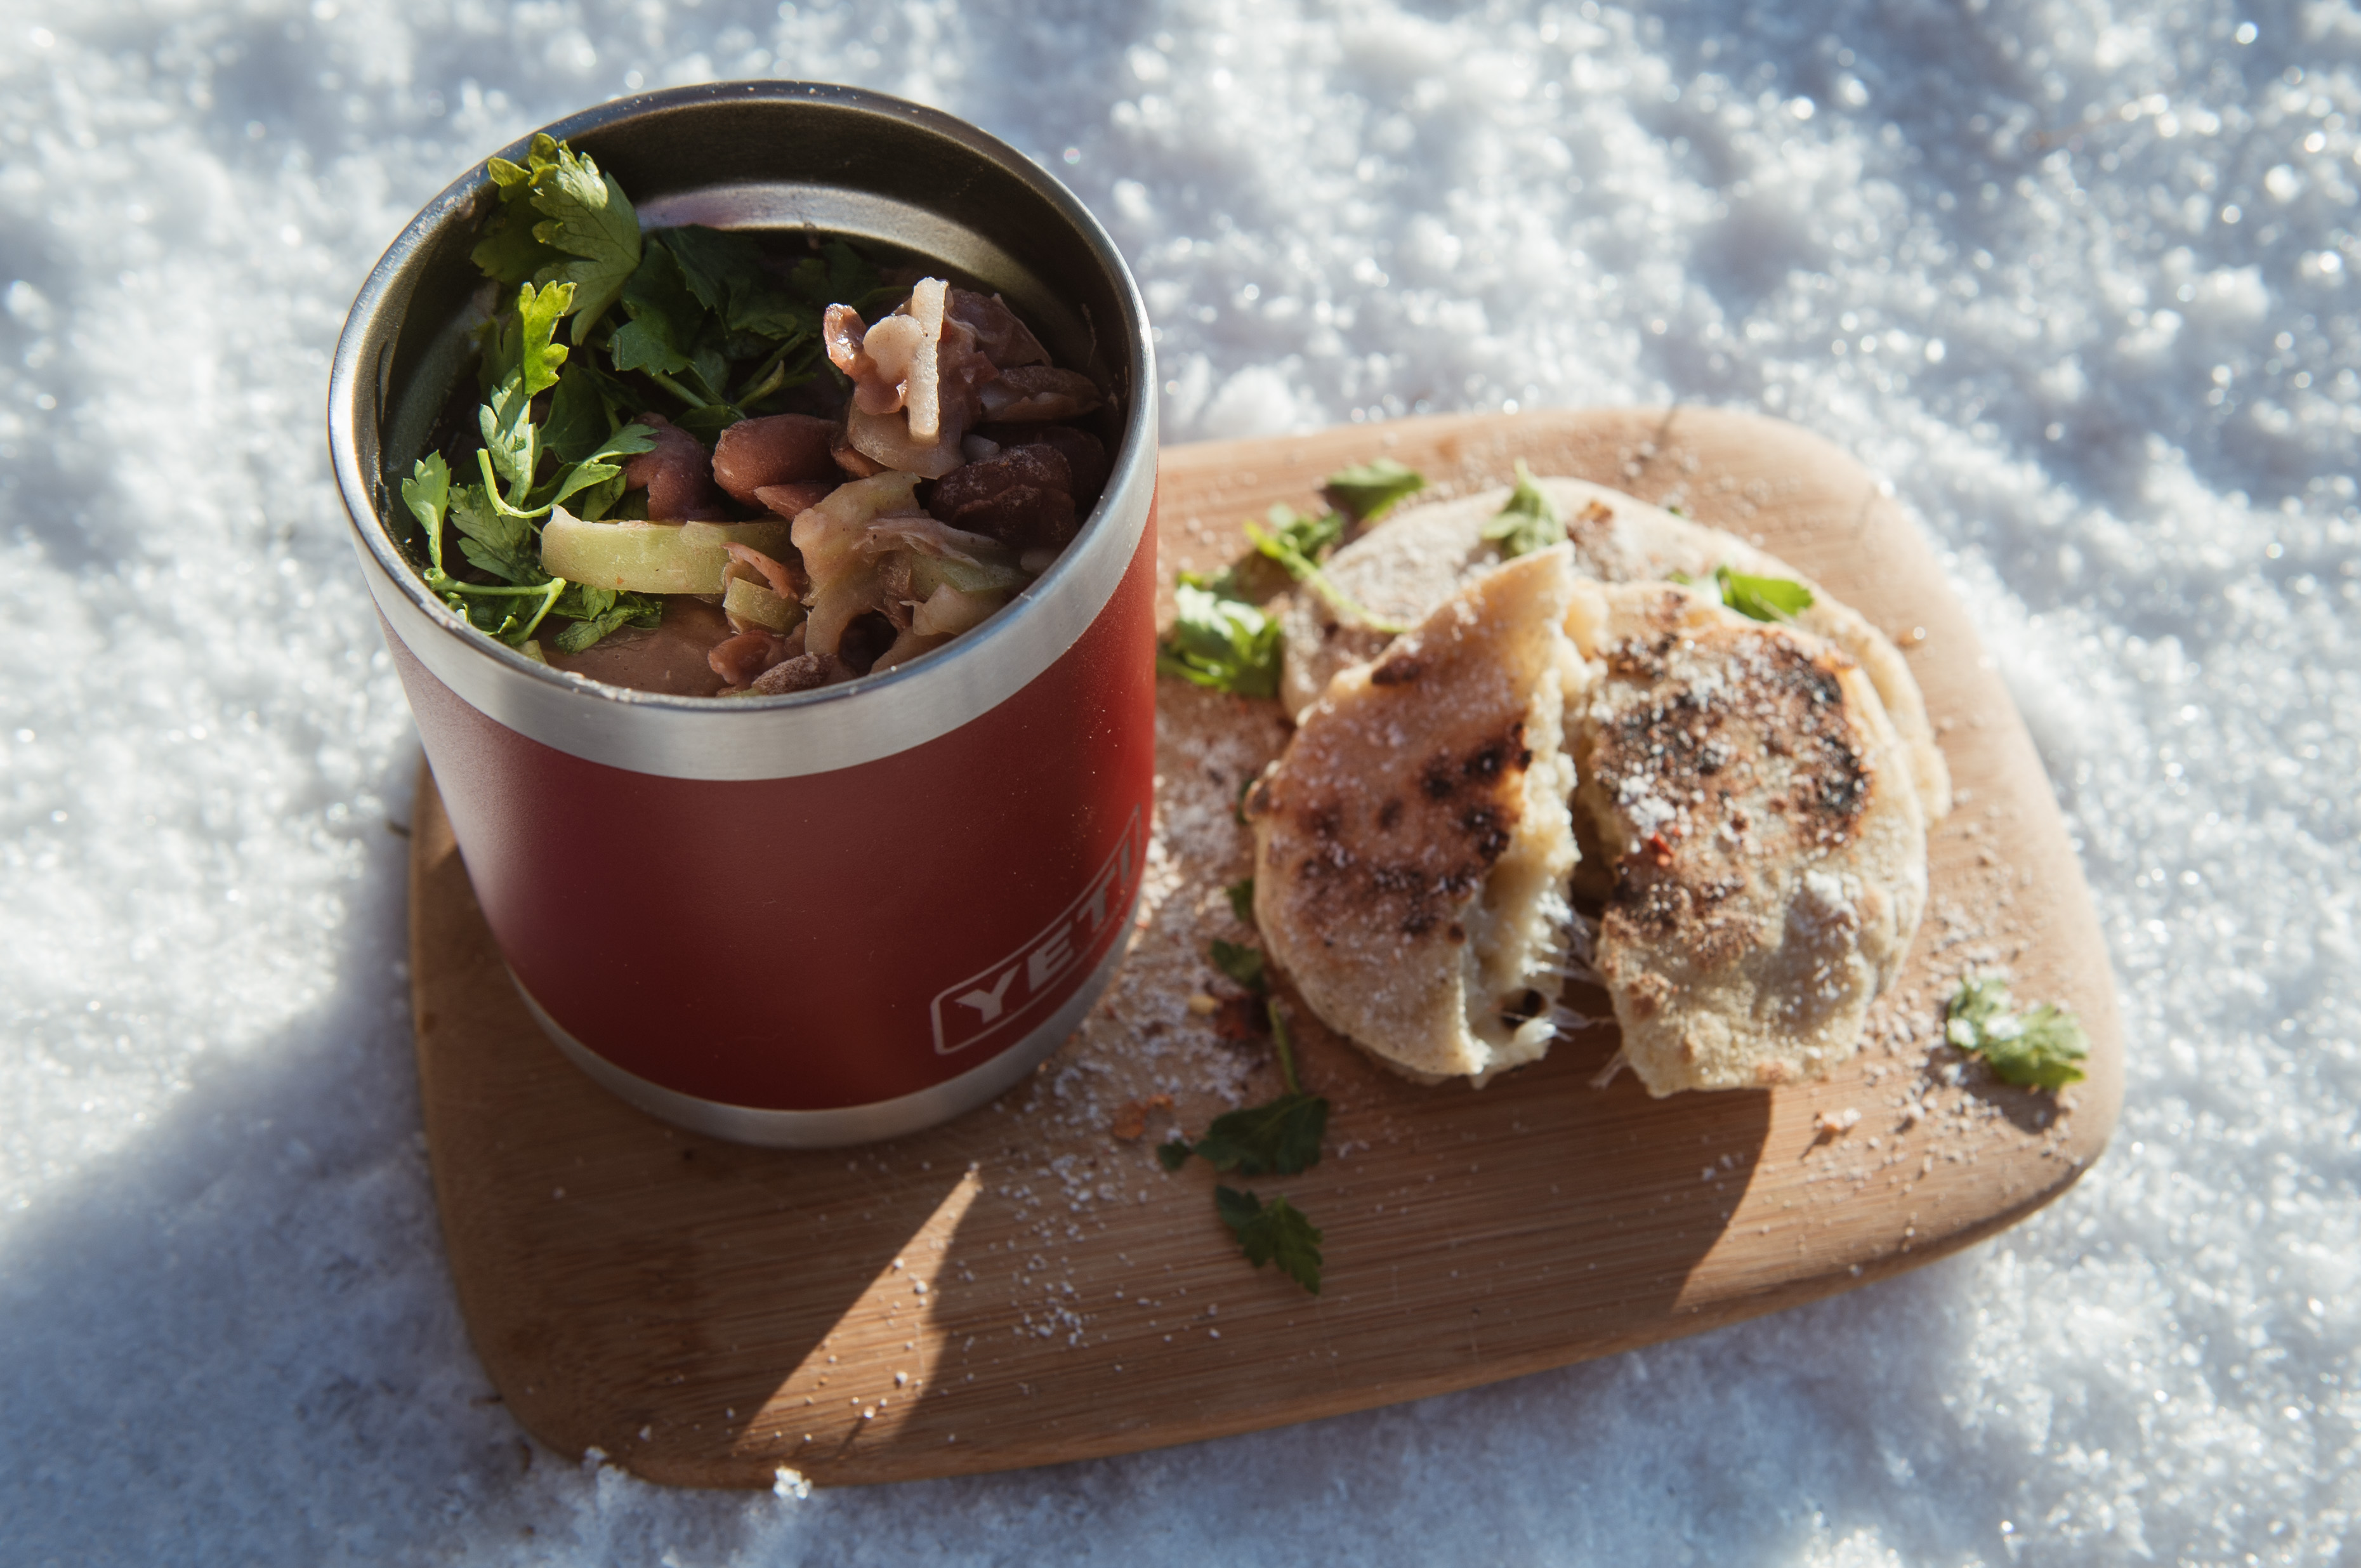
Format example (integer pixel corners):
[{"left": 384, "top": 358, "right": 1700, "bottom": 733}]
[{"left": 3, "top": 0, "right": 2357, "bottom": 1560}]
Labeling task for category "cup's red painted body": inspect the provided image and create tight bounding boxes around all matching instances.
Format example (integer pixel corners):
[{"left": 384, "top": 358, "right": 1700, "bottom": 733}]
[
  {"left": 390, "top": 520, "right": 1155, "bottom": 1112},
  {"left": 329, "top": 84, "right": 1159, "bottom": 1145}
]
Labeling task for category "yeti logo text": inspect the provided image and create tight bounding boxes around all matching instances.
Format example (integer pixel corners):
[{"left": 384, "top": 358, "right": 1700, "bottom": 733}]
[{"left": 931, "top": 810, "right": 1143, "bottom": 1056}]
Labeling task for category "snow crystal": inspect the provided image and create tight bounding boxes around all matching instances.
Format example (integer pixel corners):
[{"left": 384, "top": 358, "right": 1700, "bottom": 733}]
[{"left": 3, "top": 0, "right": 2356, "bottom": 1562}]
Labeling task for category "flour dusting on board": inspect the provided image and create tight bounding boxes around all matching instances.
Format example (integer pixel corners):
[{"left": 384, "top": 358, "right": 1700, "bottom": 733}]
[{"left": 773, "top": 587, "right": 2089, "bottom": 1404}]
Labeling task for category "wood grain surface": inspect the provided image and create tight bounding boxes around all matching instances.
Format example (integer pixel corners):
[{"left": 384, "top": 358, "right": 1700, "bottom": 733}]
[{"left": 408, "top": 407, "right": 2122, "bottom": 1489}]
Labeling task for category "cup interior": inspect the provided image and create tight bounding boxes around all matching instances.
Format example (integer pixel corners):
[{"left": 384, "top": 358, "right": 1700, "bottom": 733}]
[{"left": 341, "top": 82, "right": 1147, "bottom": 616}]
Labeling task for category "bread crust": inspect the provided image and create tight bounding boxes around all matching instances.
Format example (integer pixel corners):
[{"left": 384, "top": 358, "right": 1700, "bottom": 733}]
[
  {"left": 1249, "top": 548, "right": 1582, "bottom": 1084},
  {"left": 1280, "top": 477, "right": 1952, "bottom": 823},
  {"left": 1565, "top": 582, "right": 1928, "bottom": 1095}
]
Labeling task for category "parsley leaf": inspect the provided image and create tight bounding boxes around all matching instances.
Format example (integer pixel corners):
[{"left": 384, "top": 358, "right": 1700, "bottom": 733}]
[
  {"left": 1215, "top": 1187, "right": 1325, "bottom": 1295},
  {"left": 1226, "top": 878, "right": 1256, "bottom": 926},
  {"left": 608, "top": 238, "right": 713, "bottom": 379},
  {"left": 661, "top": 225, "right": 818, "bottom": 343},
  {"left": 534, "top": 421, "right": 658, "bottom": 514},
  {"left": 1211, "top": 939, "right": 1268, "bottom": 994},
  {"left": 522, "top": 140, "right": 641, "bottom": 343},
  {"left": 1254, "top": 503, "right": 1346, "bottom": 563},
  {"left": 1192, "top": 1093, "right": 1327, "bottom": 1178},
  {"left": 401, "top": 452, "right": 452, "bottom": 574},
  {"left": 1480, "top": 459, "right": 1564, "bottom": 558},
  {"left": 471, "top": 148, "right": 566, "bottom": 284},
  {"left": 791, "top": 239, "right": 887, "bottom": 311},
  {"left": 476, "top": 378, "right": 539, "bottom": 508},
  {"left": 1246, "top": 505, "right": 1407, "bottom": 633},
  {"left": 551, "top": 594, "right": 655, "bottom": 652},
  {"left": 1714, "top": 563, "right": 1815, "bottom": 623},
  {"left": 511, "top": 280, "right": 575, "bottom": 399},
  {"left": 1946, "top": 974, "right": 2089, "bottom": 1091},
  {"left": 403, "top": 456, "right": 623, "bottom": 649},
  {"left": 1165, "top": 990, "right": 1326, "bottom": 1176},
  {"left": 445, "top": 483, "right": 539, "bottom": 583},
  {"left": 539, "top": 360, "right": 616, "bottom": 464},
  {"left": 1325, "top": 458, "right": 1426, "bottom": 522},
  {"left": 1159, "top": 581, "right": 1282, "bottom": 697},
  {"left": 1162, "top": 998, "right": 1332, "bottom": 1293}
]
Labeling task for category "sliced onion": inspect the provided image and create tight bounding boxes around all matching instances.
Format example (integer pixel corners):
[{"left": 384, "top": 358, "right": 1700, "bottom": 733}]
[
  {"left": 911, "top": 583, "right": 1009, "bottom": 638},
  {"left": 723, "top": 576, "right": 801, "bottom": 633},
  {"left": 845, "top": 404, "right": 964, "bottom": 479},
  {"left": 871, "top": 627, "right": 953, "bottom": 671},
  {"left": 903, "top": 278, "right": 947, "bottom": 440},
  {"left": 803, "top": 558, "right": 883, "bottom": 656},
  {"left": 539, "top": 510, "right": 794, "bottom": 594},
  {"left": 791, "top": 471, "right": 923, "bottom": 584}
]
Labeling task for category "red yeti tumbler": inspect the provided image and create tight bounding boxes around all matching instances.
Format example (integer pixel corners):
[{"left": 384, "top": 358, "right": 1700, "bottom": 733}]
[{"left": 329, "top": 84, "right": 1157, "bottom": 1146}]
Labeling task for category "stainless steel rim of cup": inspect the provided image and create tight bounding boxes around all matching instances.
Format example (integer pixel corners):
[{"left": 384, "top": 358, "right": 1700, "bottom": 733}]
[
  {"left": 511, "top": 880, "right": 1139, "bottom": 1147},
  {"left": 327, "top": 81, "right": 1157, "bottom": 781}
]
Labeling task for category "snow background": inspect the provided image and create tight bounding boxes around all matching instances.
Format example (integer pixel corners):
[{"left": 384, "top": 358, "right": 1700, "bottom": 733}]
[{"left": 3, "top": 0, "right": 2357, "bottom": 1560}]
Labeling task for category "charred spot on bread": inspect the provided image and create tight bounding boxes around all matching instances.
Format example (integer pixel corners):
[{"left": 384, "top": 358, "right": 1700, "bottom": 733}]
[
  {"left": 1250, "top": 547, "right": 1581, "bottom": 1085},
  {"left": 1569, "top": 581, "right": 1927, "bottom": 1096},
  {"left": 1461, "top": 728, "right": 1522, "bottom": 783},
  {"left": 1278, "top": 473, "right": 1951, "bottom": 824}
]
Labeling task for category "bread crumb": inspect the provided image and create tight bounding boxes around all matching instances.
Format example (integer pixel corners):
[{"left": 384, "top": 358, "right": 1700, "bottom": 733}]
[{"left": 1109, "top": 1094, "right": 1174, "bottom": 1142}]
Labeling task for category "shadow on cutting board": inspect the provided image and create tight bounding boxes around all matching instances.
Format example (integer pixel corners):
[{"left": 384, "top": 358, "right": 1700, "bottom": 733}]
[{"left": 412, "top": 760, "right": 1762, "bottom": 1488}]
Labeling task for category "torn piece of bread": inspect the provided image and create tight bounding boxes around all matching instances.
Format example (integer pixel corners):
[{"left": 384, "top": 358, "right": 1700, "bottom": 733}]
[
  {"left": 1565, "top": 581, "right": 1927, "bottom": 1096},
  {"left": 1247, "top": 546, "right": 1583, "bottom": 1086},
  {"left": 1280, "top": 476, "right": 1952, "bottom": 822}
]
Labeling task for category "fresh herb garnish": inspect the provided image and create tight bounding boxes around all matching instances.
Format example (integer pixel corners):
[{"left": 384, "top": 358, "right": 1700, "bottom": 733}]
[
  {"left": 1669, "top": 562, "right": 1817, "bottom": 623},
  {"left": 1210, "top": 938, "right": 1268, "bottom": 994},
  {"left": 1713, "top": 563, "right": 1815, "bottom": 623},
  {"left": 1157, "top": 464, "right": 1432, "bottom": 695},
  {"left": 1480, "top": 459, "right": 1564, "bottom": 558},
  {"left": 1945, "top": 974, "right": 2089, "bottom": 1091},
  {"left": 1214, "top": 1187, "right": 1325, "bottom": 1295},
  {"left": 412, "top": 136, "right": 883, "bottom": 657},
  {"left": 1158, "top": 581, "right": 1284, "bottom": 697},
  {"left": 1252, "top": 503, "right": 1345, "bottom": 566},
  {"left": 1188, "top": 1088, "right": 1327, "bottom": 1178},
  {"left": 402, "top": 265, "right": 667, "bottom": 654},
  {"left": 1325, "top": 458, "right": 1426, "bottom": 522},
  {"left": 402, "top": 451, "right": 661, "bottom": 651},
  {"left": 1226, "top": 877, "right": 1256, "bottom": 925},
  {"left": 1246, "top": 505, "right": 1408, "bottom": 634},
  {"left": 473, "top": 135, "right": 643, "bottom": 343},
  {"left": 1164, "top": 1005, "right": 1326, "bottom": 1176},
  {"left": 1163, "top": 978, "right": 1331, "bottom": 1292}
]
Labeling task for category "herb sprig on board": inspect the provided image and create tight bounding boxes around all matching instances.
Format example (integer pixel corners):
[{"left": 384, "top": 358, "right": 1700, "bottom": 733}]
[
  {"left": 1946, "top": 975, "right": 2089, "bottom": 1091},
  {"left": 1155, "top": 460, "right": 1430, "bottom": 698},
  {"left": 1324, "top": 457, "right": 1426, "bottom": 522},
  {"left": 1157, "top": 581, "right": 1286, "bottom": 697},
  {"left": 1162, "top": 991, "right": 1329, "bottom": 1294},
  {"left": 1163, "top": 910, "right": 1331, "bottom": 1293},
  {"left": 1481, "top": 459, "right": 1565, "bottom": 558},
  {"left": 1711, "top": 563, "right": 1816, "bottom": 622},
  {"left": 1669, "top": 562, "right": 1818, "bottom": 623}
]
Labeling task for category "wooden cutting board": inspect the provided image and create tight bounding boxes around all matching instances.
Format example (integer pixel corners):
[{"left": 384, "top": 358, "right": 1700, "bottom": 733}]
[{"left": 408, "top": 407, "right": 2121, "bottom": 1489}]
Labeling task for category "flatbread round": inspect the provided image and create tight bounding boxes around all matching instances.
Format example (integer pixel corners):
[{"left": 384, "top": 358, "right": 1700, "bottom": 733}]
[
  {"left": 1565, "top": 581, "right": 1928, "bottom": 1095},
  {"left": 1248, "top": 547, "right": 1583, "bottom": 1085},
  {"left": 1280, "top": 477, "right": 1952, "bottom": 822}
]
